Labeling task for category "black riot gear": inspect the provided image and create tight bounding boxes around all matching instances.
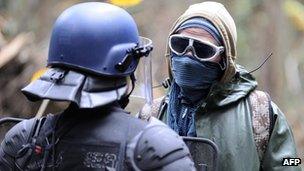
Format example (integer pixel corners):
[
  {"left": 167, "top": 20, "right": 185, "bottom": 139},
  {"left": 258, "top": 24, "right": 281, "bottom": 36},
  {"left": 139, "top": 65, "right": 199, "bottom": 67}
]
[{"left": 0, "top": 104, "right": 195, "bottom": 170}]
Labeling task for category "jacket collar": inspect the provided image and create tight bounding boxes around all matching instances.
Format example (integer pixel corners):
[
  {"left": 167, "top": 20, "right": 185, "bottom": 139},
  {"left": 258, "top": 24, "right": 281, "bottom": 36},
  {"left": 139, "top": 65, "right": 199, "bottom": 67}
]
[{"left": 198, "top": 65, "right": 257, "bottom": 111}]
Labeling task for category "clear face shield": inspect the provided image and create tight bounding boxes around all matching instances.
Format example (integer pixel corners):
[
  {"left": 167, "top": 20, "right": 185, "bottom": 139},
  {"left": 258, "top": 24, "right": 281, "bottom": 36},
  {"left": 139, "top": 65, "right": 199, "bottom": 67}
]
[{"left": 125, "top": 37, "right": 153, "bottom": 115}]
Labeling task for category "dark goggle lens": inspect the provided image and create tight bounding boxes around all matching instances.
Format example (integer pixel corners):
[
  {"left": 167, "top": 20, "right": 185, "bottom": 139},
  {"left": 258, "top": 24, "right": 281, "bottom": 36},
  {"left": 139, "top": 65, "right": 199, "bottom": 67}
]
[
  {"left": 193, "top": 40, "right": 216, "bottom": 59},
  {"left": 170, "top": 37, "right": 189, "bottom": 53}
]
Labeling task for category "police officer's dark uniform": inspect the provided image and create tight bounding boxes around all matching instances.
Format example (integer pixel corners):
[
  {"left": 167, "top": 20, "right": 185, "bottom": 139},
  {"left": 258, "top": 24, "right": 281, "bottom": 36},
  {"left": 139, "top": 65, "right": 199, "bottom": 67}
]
[{"left": 0, "top": 3, "right": 195, "bottom": 171}]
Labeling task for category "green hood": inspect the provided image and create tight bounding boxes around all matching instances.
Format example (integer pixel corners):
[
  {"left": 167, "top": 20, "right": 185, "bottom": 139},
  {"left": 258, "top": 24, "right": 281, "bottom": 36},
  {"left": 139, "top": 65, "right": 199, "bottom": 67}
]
[{"left": 200, "top": 64, "right": 257, "bottom": 110}]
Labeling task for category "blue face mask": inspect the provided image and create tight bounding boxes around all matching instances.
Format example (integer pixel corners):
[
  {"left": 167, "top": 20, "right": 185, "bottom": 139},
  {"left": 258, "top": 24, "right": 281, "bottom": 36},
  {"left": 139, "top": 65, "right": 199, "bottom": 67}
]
[{"left": 171, "top": 54, "right": 223, "bottom": 103}]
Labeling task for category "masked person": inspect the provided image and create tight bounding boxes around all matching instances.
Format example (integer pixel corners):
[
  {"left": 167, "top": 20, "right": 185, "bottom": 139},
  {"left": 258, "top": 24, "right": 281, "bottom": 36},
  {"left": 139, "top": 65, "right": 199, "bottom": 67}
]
[
  {"left": 139, "top": 1, "right": 300, "bottom": 171},
  {"left": 0, "top": 2, "right": 196, "bottom": 171}
]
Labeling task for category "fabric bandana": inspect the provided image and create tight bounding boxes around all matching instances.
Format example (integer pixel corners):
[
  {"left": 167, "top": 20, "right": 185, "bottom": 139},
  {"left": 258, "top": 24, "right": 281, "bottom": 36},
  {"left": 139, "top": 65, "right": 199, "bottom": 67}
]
[
  {"left": 171, "top": 54, "right": 223, "bottom": 103},
  {"left": 176, "top": 17, "right": 222, "bottom": 45},
  {"left": 167, "top": 54, "right": 224, "bottom": 136}
]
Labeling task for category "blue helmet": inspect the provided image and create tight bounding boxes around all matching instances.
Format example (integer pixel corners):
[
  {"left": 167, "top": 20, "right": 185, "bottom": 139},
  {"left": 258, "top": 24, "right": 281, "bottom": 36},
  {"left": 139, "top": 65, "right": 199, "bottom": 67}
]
[{"left": 47, "top": 2, "right": 152, "bottom": 77}]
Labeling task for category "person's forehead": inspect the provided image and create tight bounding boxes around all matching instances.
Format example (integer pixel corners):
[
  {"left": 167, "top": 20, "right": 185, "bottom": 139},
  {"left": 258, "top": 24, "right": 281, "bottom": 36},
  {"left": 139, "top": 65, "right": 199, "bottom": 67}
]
[{"left": 178, "top": 28, "right": 218, "bottom": 45}]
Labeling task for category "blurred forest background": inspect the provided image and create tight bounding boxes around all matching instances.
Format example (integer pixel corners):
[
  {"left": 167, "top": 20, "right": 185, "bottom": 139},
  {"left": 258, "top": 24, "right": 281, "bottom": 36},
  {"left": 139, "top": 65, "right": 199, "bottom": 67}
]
[{"left": 0, "top": 0, "right": 303, "bottom": 161}]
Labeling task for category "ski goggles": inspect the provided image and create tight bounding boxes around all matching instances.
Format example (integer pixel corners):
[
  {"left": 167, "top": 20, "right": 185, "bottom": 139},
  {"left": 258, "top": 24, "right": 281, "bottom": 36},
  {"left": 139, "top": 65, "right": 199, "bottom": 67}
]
[{"left": 169, "top": 34, "right": 224, "bottom": 61}]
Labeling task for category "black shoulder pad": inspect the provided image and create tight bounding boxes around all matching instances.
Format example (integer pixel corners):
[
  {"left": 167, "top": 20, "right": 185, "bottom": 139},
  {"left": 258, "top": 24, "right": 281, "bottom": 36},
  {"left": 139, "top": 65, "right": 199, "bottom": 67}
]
[
  {"left": 1, "top": 118, "right": 37, "bottom": 157},
  {"left": 127, "top": 125, "right": 195, "bottom": 171}
]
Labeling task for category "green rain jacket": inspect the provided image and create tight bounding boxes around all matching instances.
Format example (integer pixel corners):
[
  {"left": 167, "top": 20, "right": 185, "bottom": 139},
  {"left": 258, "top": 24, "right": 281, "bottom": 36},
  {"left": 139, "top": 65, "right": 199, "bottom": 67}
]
[
  {"left": 140, "top": 2, "right": 300, "bottom": 170},
  {"left": 157, "top": 65, "right": 300, "bottom": 171}
]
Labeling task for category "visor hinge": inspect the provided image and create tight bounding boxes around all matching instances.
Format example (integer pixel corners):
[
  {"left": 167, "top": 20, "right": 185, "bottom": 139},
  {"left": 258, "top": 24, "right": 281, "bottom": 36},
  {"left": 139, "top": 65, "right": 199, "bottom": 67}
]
[{"left": 115, "top": 45, "right": 153, "bottom": 72}]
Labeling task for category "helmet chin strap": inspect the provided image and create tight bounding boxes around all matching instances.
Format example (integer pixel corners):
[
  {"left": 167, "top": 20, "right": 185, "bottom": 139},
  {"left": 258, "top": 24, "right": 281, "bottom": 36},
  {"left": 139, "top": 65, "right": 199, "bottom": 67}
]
[{"left": 118, "top": 73, "right": 136, "bottom": 109}]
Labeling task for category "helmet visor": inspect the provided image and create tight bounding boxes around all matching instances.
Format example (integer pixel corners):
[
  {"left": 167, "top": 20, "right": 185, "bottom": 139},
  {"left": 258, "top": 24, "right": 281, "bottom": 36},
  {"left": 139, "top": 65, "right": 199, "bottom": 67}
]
[{"left": 125, "top": 37, "right": 153, "bottom": 115}]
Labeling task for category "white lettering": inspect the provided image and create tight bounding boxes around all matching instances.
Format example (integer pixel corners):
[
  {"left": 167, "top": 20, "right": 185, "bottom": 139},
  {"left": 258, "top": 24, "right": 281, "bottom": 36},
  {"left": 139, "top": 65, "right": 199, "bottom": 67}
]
[{"left": 283, "top": 159, "right": 290, "bottom": 165}]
